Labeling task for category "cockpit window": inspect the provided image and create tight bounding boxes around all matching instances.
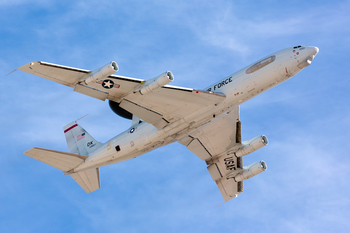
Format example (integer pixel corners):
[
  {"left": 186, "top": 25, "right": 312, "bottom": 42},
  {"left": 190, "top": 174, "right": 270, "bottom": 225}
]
[
  {"left": 246, "top": 55, "right": 276, "bottom": 74},
  {"left": 293, "top": 45, "right": 303, "bottom": 49}
]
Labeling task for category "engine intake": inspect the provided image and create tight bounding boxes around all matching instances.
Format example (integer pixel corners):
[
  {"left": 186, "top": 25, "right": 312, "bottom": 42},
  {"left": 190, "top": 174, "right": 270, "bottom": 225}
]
[
  {"left": 139, "top": 71, "right": 174, "bottom": 95},
  {"left": 235, "top": 135, "right": 268, "bottom": 157},
  {"left": 84, "top": 61, "right": 119, "bottom": 85},
  {"left": 234, "top": 161, "right": 267, "bottom": 182}
]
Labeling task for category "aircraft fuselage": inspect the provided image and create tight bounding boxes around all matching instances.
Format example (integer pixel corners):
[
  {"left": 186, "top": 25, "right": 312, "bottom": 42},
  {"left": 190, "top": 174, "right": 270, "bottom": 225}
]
[{"left": 74, "top": 46, "right": 319, "bottom": 172}]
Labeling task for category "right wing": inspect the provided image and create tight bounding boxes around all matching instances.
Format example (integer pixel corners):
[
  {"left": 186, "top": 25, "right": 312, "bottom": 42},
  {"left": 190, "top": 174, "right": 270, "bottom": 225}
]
[{"left": 179, "top": 106, "right": 244, "bottom": 202}]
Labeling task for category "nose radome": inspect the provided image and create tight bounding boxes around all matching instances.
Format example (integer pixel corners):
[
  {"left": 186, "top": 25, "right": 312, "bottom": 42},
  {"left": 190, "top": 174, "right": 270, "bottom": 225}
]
[{"left": 310, "top": 46, "right": 319, "bottom": 56}]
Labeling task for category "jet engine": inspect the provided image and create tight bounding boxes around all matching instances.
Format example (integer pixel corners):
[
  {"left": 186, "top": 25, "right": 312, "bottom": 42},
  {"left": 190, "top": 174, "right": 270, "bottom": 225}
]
[
  {"left": 235, "top": 135, "right": 268, "bottom": 157},
  {"left": 84, "top": 61, "right": 119, "bottom": 85},
  {"left": 234, "top": 161, "right": 267, "bottom": 182},
  {"left": 139, "top": 71, "right": 174, "bottom": 95}
]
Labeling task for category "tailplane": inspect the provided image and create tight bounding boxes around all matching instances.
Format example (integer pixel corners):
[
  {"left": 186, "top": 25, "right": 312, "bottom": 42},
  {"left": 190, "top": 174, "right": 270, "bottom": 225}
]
[
  {"left": 24, "top": 147, "right": 101, "bottom": 193},
  {"left": 70, "top": 168, "right": 100, "bottom": 193},
  {"left": 24, "top": 147, "right": 87, "bottom": 172},
  {"left": 23, "top": 120, "right": 103, "bottom": 193}
]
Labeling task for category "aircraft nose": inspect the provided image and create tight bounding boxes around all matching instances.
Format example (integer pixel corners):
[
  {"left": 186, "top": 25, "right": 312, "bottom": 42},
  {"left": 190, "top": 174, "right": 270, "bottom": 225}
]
[
  {"left": 297, "top": 46, "right": 319, "bottom": 69},
  {"left": 309, "top": 46, "right": 319, "bottom": 56}
]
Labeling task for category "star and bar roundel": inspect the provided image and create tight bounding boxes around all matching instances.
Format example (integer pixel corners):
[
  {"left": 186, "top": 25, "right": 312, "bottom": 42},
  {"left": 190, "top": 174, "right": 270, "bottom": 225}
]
[{"left": 98, "top": 79, "right": 120, "bottom": 89}]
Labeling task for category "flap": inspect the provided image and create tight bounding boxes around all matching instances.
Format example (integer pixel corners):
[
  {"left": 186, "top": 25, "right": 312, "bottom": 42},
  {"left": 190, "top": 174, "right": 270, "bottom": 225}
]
[
  {"left": 74, "top": 84, "right": 108, "bottom": 101},
  {"left": 179, "top": 106, "right": 240, "bottom": 161},
  {"left": 119, "top": 99, "right": 168, "bottom": 129},
  {"left": 121, "top": 87, "right": 226, "bottom": 129},
  {"left": 179, "top": 106, "right": 243, "bottom": 202}
]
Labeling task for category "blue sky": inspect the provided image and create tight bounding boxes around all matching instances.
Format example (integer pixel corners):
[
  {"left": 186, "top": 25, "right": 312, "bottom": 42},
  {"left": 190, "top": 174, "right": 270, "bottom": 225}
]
[{"left": 1, "top": 0, "right": 350, "bottom": 232}]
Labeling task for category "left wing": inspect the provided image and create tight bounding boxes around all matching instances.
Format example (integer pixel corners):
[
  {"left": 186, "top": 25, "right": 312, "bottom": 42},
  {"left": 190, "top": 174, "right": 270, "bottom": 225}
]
[
  {"left": 18, "top": 61, "right": 225, "bottom": 129},
  {"left": 17, "top": 61, "right": 144, "bottom": 101},
  {"left": 119, "top": 87, "right": 225, "bottom": 129}
]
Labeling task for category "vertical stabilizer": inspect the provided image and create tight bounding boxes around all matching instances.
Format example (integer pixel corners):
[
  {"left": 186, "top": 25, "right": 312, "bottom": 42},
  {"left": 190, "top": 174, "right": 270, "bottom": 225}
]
[{"left": 63, "top": 121, "right": 102, "bottom": 155}]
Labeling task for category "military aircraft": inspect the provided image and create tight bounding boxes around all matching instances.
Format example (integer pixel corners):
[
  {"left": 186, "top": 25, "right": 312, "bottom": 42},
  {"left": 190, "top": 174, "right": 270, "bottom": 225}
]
[{"left": 16, "top": 45, "right": 318, "bottom": 202}]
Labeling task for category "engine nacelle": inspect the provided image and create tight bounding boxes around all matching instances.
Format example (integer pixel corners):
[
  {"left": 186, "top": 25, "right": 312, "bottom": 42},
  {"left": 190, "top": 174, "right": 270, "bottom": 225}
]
[
  {"left": 139, "top": 71, "right": 174, "bottom": 95},
  {"left": 84, "top": 61, "right": 119, "bottom": 85},
  {"left": 235, "top": 135, "right": 268, "bottom": 157},
  {"left": 234, "top": 161, "right": 267, "bottom": 182}
]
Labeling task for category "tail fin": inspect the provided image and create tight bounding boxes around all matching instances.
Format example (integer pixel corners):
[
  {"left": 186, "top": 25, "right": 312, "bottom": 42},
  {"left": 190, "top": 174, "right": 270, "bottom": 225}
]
[
  {"left": 24, "top": 120, "right": 103, "bottom": 193},
  {"left": 62, "top": 120, "right": 102, "bottom": 192},
  {"left": 63, "top": 121, "right": 102, "bottom": 155}
]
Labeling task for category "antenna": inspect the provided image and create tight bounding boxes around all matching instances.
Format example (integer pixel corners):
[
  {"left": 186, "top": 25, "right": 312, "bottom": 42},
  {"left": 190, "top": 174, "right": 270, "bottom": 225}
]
[{"left": 75, "top": 114, "right": 89, "bottom": 122}]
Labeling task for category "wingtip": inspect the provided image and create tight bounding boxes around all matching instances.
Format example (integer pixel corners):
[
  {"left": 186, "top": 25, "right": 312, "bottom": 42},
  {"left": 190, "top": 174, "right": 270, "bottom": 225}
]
[
  {"left": 23, "top": 147, "right": 37, "bottom": 156},
  {"left": 5, "top": 69, "right": 17, "bottom": 76},
  {"left": 214, "top": 201, "right": 227, "bottom": 208}
]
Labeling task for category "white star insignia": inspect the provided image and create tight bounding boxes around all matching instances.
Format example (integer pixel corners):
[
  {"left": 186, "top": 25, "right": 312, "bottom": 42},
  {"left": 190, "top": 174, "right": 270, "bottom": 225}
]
[{"left": 103, "top": 80, "right": 113, "bottom": 88}]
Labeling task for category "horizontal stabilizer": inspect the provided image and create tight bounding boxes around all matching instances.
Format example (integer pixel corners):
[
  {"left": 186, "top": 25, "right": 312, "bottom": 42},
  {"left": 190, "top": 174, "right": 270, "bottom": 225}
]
[
  {"left": 70, "top": 168, "right": 100, "bottom": 193},
  {"left": 24, "top": 147, "right": 87, "bottom": 172}
]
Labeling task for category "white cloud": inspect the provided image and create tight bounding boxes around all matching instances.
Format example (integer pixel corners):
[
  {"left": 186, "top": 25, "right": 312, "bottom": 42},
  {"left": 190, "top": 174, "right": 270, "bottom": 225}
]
[{"left": 177, "top": 0, "right": 350, "bottom": 58}]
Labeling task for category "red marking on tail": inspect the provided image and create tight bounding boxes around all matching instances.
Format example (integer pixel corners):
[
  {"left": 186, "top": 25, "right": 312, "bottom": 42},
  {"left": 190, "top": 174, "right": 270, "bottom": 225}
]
[{"left": 64, "top": 124, "right": 78, "bottom": 133}]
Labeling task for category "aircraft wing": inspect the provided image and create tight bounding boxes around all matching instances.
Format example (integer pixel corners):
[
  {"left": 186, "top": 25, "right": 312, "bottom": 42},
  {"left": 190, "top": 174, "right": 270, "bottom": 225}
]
[
  {"left": 18, "top": 61, "right": 225, "bottom": 129},
  {"left": 119, "top": 87, "right": 225, "bottom": 129},
  {"left": 17, "top": 61, "right": 145, "bottom": 101},
  {"left": 179, "top": 106, "right": 244, "bottom": 201}
]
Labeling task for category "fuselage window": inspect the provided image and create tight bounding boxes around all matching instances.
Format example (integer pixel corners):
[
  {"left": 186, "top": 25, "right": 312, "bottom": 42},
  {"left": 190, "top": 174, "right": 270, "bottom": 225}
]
[{"left": 246, "top": 55, "right": 276, "bottom": 74}]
